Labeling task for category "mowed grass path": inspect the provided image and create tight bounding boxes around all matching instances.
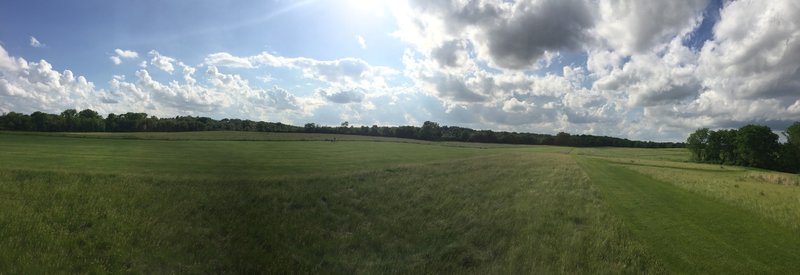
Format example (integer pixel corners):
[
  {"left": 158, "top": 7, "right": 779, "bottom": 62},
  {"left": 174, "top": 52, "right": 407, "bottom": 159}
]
[{"left": 576, "top": 156, "right": 800, "bottom": 273}]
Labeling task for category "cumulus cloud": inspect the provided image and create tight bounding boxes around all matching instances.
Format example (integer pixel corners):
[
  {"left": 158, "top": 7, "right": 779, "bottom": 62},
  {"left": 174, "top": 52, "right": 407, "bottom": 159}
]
[
  {"left": 1, "top": 44, "right": 323, "bottom": 124},
  {"left": 29, "top": 36, "right": 44, "bottom": 48},
  {"left": 698, "top": 0, "right": 800, "bottom": 101},
  {"left": 430, "top": 39, "right": 469, "bottom": 68},
  {"left": 104, "top": 62, "right": 322, "bottom": 121},
  {"left": 403, "top": 52, "right": 488, "bottom": 103},
  {"left": 387, "top": 0, "right": 800, "bottom": 140},
  {"left": 594, "top": 39, "right": 701, "bottom": 106},
  {"left": 594, "top": 0, "right": 708, "bottom": 54},
  {"left": 394, "top": 0, "right": 594, "bottom": 70},
  {"left": 148, "top": 50, "right": 176, "bottom": 73},
  {"left": 262, "top": 87, "right": 301, "bottom": 110},
  {"left": 594, "top": 0, "right": 800, "bottom": 134},
  {"left": 110, "top": 49, "right": 139, "bottom": 65},
  {"left": 479, "top": 0, "right": 594, "bottom": 70},
  {"left": 0, "top": 45, "right": 97, "bottom": 114}
]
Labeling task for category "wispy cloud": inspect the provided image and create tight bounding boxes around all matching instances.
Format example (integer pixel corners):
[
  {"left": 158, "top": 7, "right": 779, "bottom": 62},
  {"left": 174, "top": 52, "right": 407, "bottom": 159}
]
[
  {"left": 357, "top": 35, "right": 366, "bottom": 49},
  {"left": 29, "top": 36, "right": 44, "bottom": 48}
]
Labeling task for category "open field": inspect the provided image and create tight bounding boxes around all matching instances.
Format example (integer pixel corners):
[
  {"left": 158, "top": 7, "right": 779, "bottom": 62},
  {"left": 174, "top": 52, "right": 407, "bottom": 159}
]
[{"left": 1, "top": 131, "right": 799, "bottom": 273}]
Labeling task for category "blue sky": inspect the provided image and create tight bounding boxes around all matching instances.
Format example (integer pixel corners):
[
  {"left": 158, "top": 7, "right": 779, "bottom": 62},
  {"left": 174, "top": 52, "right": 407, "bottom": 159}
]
[
  {"left": 2, "top": 0, "right": 799, "bottom": 141},
  {"left": 1, "top": 0, "right": 404, "bottom": 83}
]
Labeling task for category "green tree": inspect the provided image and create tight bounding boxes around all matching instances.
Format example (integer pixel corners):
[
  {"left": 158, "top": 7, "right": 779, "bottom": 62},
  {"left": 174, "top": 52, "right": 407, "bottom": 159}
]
[
  {"left": 61, "top": 109, "right": 78, "bottom": 131},
  {"left": 0, "top": 112, "right": 32, "bottom": 130},
  {"left": 687, "top": 128, "right": 709, "bottom": 162},
  {"left": 418, "top": 121, "right": 442, "bottom": 141},
  {"left": 779, "top": 122, "right": 800, "bottom": 172},
  {"left": 736, "top": 124, "right": 779, "bottom": 169},
  {"left": 304, "top": 123, "right": 317, "bottom": 132},
  {"left": 555, "top": 132, "right": 572, "bottom": 146},
  {"left": 718, "top": 129, "right": 738, "bottom": 164},
  {"left": 777, "top": 143, "right": 800, "bottom": 173},
  {"left": 785, "top": 122, "right": 800, "bottom": 147},
  {"left": 77, "top": 109, "right": 105, "bottom": 131},
  {"left": 705, "top": 130, "right": 723, "bottom": 163}
]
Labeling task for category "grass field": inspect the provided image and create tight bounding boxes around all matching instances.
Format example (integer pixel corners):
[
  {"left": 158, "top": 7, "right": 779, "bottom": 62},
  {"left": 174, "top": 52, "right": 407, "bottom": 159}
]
[{"left": 1, "top": 131, "right": 798, "bottom": 273}]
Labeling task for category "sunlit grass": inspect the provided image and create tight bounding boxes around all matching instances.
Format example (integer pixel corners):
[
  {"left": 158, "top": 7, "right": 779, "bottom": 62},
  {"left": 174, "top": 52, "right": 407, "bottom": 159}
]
[
  {"left": 576, "top": 156, "right": 800, "bottom": 273},
  {"left": 0, "top": 132, "right": 657, "bottom": 273},
  {"left": 2, "top": 132, "right": 799, "bottom": 273}
]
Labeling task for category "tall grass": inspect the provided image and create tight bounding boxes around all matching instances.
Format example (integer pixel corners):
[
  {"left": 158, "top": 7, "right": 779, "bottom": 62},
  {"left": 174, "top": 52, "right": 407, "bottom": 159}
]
[
  {"left": 0, "top": 133, "right": 659, "bottom": 273},
  {"left": 3, "top": 132, "right": 799, "bottom": 273}
]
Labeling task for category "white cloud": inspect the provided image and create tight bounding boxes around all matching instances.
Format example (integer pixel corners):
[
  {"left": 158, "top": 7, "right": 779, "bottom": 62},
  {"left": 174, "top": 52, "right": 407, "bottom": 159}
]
[
  {"left": 148, "top": 50, "right": 176, "bottom": 73},
  {"left": 357, "top": 35, "right": 367, "bottom": 49},
  {"left": 178, "top": 62, "right": 197, "bottom": 85},
  {"left": 385, "top": 0, "right": 800, "bottom": 140},
  {"left": 593, "top": 0, "right": 800, "bottom": 136},
  {"left": 393, "top": 0, "right": 594, "bottom": 71},
  {"left": 593, "top": 0, "right": 708, "bottom": 55},
  {"left": 29, "top": 36, "right": 44, "bottom": 48},
  {"left": 110, "top": 56, "right": 122, "bottom": 65},
  {"left": 319, "top": 88, "right": 365, "bottom": 104},
  {"left": 0, "top": 44, "right": 323, "bottom": 124},
  {"left": 115, "top": 49, "right": 138, "bottom": 59},
  {"left": 0, "top": 45, "right": 98, "bottom": 114},
  {"left": 204, "top": 52, "right": 254, "bottom": 68},
  {"left": 110, "top": 49, "right": 139, "bottom": 65},
  {"left": 593, "top": 38, "right": 701, "bottom": 107},
  {"left": 205, "top": 51, "right": 398, "bottom": 90}
]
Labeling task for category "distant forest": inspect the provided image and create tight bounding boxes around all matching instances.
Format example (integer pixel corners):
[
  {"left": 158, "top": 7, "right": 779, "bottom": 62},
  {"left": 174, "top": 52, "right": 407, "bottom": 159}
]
[
  {"left": 0, "top": 109, "right": 684, "bottom": 148},
  {"left": 687, "top": 124, "right": 800, "bottom": 173}
]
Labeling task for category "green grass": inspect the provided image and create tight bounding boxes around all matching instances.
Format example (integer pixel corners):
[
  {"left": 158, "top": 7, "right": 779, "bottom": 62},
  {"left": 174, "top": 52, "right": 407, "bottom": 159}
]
[
  {"left": 574, "top": 147, "right": 800, "bottom": 272},
  {"left": 1, "top": 131, "right": 799, "bottom": 273},
  {"left": 0, "top": 132, "right": 493, "bottom": 178}
]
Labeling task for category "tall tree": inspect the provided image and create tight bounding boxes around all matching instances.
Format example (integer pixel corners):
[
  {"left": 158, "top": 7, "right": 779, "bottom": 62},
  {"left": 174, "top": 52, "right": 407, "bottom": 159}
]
[
  {"left": 779, "top": 122, "right": 800, "bottom": 172},
  {"left": 687, "top": 128, "right": 709, "bottom": 162},
  {"left": 735, "top": 124, "right": 779, "bottom": 169},
  {"left": 785, "top": 122, "right": 800, "bottom": 147},
  {"left": 418, "top": 121, "right": 442, "bottom": 141},
  {"left": 717, "top": 129, "right": 738, "bottom": 165},
  {"left": 705, "top": 130, "right": 723, "bottom": 162}
]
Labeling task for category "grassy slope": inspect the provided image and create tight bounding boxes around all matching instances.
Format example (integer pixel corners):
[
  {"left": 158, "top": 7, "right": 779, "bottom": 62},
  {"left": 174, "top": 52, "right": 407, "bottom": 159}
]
[{"left": 0, "top": 132, "right": 657, "bottom": 273}]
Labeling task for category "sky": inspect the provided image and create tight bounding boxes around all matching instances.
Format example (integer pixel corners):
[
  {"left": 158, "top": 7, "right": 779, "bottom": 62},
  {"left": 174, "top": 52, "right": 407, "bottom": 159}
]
[{"left": 1, "top": 0, "right": 799, "bottom": 141}]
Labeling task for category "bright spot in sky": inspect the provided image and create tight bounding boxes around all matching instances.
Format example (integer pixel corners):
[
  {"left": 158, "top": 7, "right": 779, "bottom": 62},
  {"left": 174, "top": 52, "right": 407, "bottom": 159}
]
[{"left": 346, "top": 0, "right": 386, "bottom": 16}]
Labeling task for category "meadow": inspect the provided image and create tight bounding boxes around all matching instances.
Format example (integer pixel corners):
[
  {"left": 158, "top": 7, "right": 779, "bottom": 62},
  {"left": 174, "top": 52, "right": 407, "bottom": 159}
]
[{"left": 0, "top": 131, "right": 798, "bottom": 273}]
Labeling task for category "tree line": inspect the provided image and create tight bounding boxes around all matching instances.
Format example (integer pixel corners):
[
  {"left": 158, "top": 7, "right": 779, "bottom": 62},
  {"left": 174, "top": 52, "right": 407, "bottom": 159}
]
[
  {"left": 0, "top": 109, "right": 299, "bottom": 133},
  {"left": 0, "top": 109, "right": 683, "bottom": 148},
  {"left": 687, "top": 123, "right": 800, "bottom": 173}
]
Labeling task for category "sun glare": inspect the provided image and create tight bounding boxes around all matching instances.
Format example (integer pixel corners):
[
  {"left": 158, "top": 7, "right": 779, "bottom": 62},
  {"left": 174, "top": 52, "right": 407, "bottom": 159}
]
[{"left": 346, "top": 0, "right": 386, "bottom": 17}]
